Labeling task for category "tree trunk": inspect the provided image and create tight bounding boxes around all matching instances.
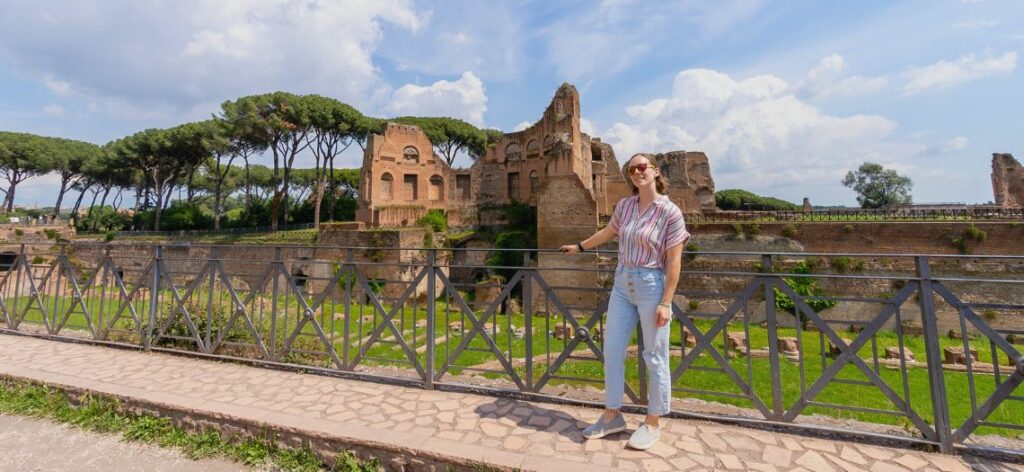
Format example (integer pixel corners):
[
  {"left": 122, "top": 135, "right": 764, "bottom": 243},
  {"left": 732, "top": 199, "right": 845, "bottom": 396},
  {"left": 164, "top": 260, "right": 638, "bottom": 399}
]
[
  {"left": 153, "top": 188, "right": 163, "bottom": 231},
  {"left": 70, "top": 183, "right": 90, "bottom": 217},
  {"left": 213, "top": 182, "right": 223, "bottom": 230},
  {"left": 312, "top": 176, "right": 327, "bottom": 228},
  {"left": 53, "top": 176, "right": 71, "bottom": 218},
  {"left": 4, "top": 179, "right": 18, "bottom": 213}
]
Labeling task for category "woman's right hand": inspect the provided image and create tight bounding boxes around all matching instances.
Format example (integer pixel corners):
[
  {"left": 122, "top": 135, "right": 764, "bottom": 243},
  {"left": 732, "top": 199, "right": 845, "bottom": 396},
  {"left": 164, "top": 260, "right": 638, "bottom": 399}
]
[{"left": 559, "top": 244, "right": 579, "bottom": 254}]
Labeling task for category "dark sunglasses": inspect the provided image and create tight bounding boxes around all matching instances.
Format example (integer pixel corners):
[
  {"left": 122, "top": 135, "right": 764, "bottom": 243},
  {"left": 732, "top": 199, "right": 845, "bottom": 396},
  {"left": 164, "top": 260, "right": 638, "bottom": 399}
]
[{"left": 627, "top": 163, "right": 655, "bottom": 174}]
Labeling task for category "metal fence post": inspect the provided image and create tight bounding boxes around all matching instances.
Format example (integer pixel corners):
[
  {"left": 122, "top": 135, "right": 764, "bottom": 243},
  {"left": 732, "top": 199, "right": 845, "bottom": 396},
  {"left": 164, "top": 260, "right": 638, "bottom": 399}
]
[
  {"left": 762, "top": 254, "right": 785, "bottom": 421},
  {"left": 424, "top": 249, "right": 436, "bottom": 390},
  {"left": 917, "top": 256, "right": 955, "bottom": 454},
  {"left": 145, "top": 245, "right": 161, "bottom": 351},
  {"left": 523, "top": 251, "right": 533, "bottom": 393}
]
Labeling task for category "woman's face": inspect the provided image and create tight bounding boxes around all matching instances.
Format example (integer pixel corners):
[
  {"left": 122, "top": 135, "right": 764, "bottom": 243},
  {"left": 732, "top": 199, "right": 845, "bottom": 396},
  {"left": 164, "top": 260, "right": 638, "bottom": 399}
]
[{"left": 627, "top": 155, "right": 657, "bottom": 189}]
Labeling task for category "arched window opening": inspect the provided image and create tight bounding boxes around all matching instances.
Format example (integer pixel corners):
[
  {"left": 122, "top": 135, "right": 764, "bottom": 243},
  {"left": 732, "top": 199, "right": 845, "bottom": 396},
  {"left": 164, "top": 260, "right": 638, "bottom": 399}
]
[
  {"left": 526, "top": 140, "right": 539, "bottom": 159},
  {"left": 529, "top": 171, "right": 539, "bottom": 194},
  {"left": 403, "top": 146, "right": 419, "bottom": 163},
  {"left": 381, "top": 173, "right": 394, "bottom": 201},
  {"left": 505, "top": 143, "right": 521, "bottom": 162}
]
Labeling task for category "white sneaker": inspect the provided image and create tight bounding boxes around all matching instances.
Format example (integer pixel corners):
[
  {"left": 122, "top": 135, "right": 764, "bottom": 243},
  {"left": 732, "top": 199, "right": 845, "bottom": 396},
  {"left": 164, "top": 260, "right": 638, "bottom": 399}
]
[
  {"left": 627, "top": 423, "right": 661, "bottom": 450},
  {"left": 581, "top": 414, "right": 626, "bottom": 440}
]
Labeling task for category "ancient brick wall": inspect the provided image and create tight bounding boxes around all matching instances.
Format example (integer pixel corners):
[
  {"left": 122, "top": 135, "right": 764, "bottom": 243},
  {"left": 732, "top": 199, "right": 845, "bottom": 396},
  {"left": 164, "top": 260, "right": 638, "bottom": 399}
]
[
  {"left": 355, "top": 124, "right": 455, "bottom": 227},
  {"left": 535, "top": 174, "right": 603, "bottom": 314},
  {"left": 689, "top": 221, "right": 1024, "bottom": 255},
  {"left": 992, "top": 153, "right": 1024, "bottom": 208}
]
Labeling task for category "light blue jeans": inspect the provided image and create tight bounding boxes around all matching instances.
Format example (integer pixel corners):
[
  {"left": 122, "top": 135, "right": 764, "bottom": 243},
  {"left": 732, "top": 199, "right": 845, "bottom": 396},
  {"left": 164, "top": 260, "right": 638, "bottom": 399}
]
[{"left": 603, "top": 266, "right": 672, "bottom": 416}]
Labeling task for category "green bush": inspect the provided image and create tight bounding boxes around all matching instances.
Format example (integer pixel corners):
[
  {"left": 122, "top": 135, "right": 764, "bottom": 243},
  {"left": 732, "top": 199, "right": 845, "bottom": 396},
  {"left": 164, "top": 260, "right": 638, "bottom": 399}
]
[
  {"left": 14, "top": 228, "right": 24, "bottom": 237},
  {"left": 716, "top": 189, "right": 800, "bottom": 211},
  {"left": 77, "top": 206, "right": 132, "bottom": 233},
  {"left": 688, "top": 300, "right": 700, "bottom": 311},
  {"left": 416, "top": 209, "right": 447, "bottom": 232},
  {"left": 43, "top": 228, "right": 59, "bottom": 240},
  {"left": 774, "top": 260, "right": 837, "bottom": 327},
  {"left": 486, "top": 230, "right": 534, "bottom": 282},
  {"left": 743, "top": 223, "right": 760, "bottom": 239},
  {"left": 843, "top": 224, "right": 855, "bottom": 233},
  {"left": 964, "top": 224, "right": 987, "bottom": 243},
  {"left": 781, "top": 224, "right": 798, "bottom": 238},
  {"left": 684, "top": 243, "right": 699, "bottom": 262},
  {"left": 31, "top": 256, "right": 45, "bottom": 264}
]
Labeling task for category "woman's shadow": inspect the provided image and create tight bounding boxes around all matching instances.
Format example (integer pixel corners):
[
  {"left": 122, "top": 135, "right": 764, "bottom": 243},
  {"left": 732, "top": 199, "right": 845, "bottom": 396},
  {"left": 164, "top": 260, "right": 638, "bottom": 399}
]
[{"left": 473, "top": 398, "right": 629, "bottom": 444}]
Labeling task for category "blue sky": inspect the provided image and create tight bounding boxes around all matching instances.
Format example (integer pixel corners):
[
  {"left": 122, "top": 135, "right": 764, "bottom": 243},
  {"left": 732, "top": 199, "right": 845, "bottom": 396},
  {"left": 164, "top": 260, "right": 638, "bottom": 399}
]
[{"left": 0, "top": 0, "right": 1021, "bottom": 208}]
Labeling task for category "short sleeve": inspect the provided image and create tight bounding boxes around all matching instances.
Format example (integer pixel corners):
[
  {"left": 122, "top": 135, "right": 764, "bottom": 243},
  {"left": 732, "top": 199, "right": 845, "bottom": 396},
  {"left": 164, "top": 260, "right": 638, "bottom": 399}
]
[
  {"left": 608, "top": 198, "right": 626, "bottom": 233},
  {"left": 662, "top": 206, "right": 690, "bottom": 250}
]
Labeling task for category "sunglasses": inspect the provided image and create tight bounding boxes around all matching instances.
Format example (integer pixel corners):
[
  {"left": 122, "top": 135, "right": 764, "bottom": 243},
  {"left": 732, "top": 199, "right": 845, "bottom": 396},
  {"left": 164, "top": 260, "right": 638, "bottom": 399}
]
[{"left": 627, "top": 163, "right": 655, "bottom": 174}]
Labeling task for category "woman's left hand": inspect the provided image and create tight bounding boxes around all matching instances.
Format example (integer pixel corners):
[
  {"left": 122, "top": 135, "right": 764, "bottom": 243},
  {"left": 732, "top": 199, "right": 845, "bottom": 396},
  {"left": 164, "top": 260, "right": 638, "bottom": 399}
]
[{"left": 655, "top": 304, "right": 672, "bottom": 327}]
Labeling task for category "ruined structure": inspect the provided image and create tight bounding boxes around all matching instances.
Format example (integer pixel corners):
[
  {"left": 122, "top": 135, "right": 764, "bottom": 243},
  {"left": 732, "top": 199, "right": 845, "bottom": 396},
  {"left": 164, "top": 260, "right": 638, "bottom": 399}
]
[
  {"left": 992, "top": 153, "right": 1024, "bottom": 208},
  {"left": 355, "top": 83, "right": 717, "bottom": 231}
]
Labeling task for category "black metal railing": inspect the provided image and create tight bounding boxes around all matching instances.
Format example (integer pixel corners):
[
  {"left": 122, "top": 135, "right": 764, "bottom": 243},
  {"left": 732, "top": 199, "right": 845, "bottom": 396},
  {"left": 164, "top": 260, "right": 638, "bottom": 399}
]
[
  {"left": 687, "top": 207, "right": 1024, "bottom": 222},
  {"left": 0, "top": 241, "right": 1021, "bottom": 456}
]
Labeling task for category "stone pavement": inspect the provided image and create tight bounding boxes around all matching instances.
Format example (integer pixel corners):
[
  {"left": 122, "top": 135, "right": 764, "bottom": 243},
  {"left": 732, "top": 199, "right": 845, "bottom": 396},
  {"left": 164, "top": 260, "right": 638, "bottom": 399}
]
[{"left": 0, "top": 334, "right": 1020, "bottom": 472}]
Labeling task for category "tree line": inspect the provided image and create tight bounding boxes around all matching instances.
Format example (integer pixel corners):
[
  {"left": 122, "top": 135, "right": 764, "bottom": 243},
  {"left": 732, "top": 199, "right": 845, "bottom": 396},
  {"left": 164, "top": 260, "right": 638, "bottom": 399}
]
[{"left": 0, "top": 92, "right": 501, "bottom": 231}]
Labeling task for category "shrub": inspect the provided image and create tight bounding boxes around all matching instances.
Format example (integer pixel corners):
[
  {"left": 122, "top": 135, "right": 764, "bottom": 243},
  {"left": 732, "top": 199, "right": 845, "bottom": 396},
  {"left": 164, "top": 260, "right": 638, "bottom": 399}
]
[
  {"left": 105, "top": 231, "right": 117, "bottom": 242},
  {"left": 31, "top": 256, "right": 45, "bottom": 264},
  {"left": 731, "top": 223, "right": 744, "bottom": 238},
  {"left": 77, "top": 206, "right": 132, "bottom": 233},
  {"left": 781, "top": 224, "right": 798, "bottom": 238},
  {"left": 485, "top": 230, "right": 534, "bottom": 282},
  {"left": 715, "top": 189, "right": 800, "bottom": 211},
  {"left": 832, "top": 256, "right": 851, "bottom": 273},
  {"left": 964, "top": 224, "right": 987, "bottom": 243},
  {"left": 843, "top": 224, "right": 854, "bottom": 233},
  {"left": 416, "top": 209, "right": 447, "bottom": 232},
  {"left": 14, "top": 228, "right": 24, "bottom": 237},
  {"left": 743, "top": 223, "right": 760, "bottom": 239},
  {"left": 688, "top": 300, "right": 700, "bottom": 311},
  {"left": 43, "top": 229, "right": 58, "bottom": 240},
  {"left": 982, "top": 310, "right": 998, "bottom": 321},
  {"left": 684, "top": 243, "right": 699, "bottom": 262},
  {"left": 774, "top": 260, "right": 837, "bottom": 327}
]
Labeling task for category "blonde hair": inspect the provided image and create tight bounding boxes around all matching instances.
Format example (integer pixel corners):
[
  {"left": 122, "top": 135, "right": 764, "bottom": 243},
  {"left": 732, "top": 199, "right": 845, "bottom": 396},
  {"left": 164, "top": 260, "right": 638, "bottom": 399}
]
[{"left": 622, "top": 153, "right": 669, "bottom": 195}]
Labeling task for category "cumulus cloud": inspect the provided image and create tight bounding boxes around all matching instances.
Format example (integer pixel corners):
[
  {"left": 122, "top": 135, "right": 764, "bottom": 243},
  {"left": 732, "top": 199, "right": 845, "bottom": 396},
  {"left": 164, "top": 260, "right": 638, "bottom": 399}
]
[
  {"left": 902, "top": 50, "right": 1018, "bottom": 95},
  {"left": 0, "top": 0, "right": 423, "bottom": 121},
  {"left": 925, "top": 136, "right": 970, "bottom": 155},
  {"left": 42, "top": 104, "right": 65, "bottom": 117},
  {"left": 389, "top": 72, "right": 488, "bottom": 126},
  {"left": 797, "top": 54, "right": 889, "bottom": 99},
  {"left": 601, "top": 67, "right": 920, "bottom": 200},
  {"left": 513, "top": 121, "right": 532, "bottom": 132}
]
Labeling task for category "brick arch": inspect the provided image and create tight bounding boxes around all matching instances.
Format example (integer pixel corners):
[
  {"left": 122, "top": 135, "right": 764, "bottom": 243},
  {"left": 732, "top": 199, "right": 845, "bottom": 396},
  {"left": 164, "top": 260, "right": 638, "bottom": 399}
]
[
  {"left": 505, "top": 143, "right": 521, "bottom": 162},
  {"left": 381, "top": 172, "right": 394, "bottom": 201},
  {"left": 526, "top": 139, "right": 539, "bottom": 159}
]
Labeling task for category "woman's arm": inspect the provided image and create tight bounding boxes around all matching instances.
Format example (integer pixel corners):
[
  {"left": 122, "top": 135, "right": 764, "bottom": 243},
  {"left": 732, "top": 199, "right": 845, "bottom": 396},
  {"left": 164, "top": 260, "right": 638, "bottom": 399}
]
[
  {"left": 559, "top": 225, "right": 617, "bottom": 254},
  {"left": 654, "top": 243, "right": 684, "bottom": 327}
]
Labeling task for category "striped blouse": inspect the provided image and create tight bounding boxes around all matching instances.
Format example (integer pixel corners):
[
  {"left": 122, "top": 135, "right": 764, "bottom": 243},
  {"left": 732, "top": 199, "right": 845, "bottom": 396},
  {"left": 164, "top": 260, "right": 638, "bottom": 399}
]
[{"left": 608, "top": 195, "right": 690, "bottom": 270}]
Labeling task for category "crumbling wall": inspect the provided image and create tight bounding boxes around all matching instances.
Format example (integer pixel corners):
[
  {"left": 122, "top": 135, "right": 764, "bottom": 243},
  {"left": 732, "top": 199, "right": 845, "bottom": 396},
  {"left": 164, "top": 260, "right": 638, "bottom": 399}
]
[
  {"left": 992, "top": 153, "right": 1024, "bottom": 208},
  {"left": 535, "top": 174, "right": 602, "bottom": 315},
  {"left": 651, "top": 151, "right": 717, "bottom": 213}
]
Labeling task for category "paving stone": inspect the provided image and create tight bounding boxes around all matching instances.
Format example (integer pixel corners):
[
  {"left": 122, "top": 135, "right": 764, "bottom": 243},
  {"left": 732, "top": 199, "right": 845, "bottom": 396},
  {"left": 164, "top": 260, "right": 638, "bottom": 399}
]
[
  {"left": 823, "top": 452, "right": 864, "bottom": 472},
  {"left": 590, "top": 452, "right": 614, "bottom": 467},
  {"left": 893, "top": 454, "right": 929, "bottom": 470},
  {"left": 870, "top": 462, "right": 909, "bottom": 472},
  {"left": 856, "top": 444, "right": 895, "bottom": 461},
  {"left": 838, "top": 446, "right": 867, "bottom": 465},
  {"left": 527, "top": 415, "right": 552, "bottom": 427},
  {"left": 762, "top": 444, "right": 793, "bottom": 467},
  {"left": 795, "top": 450, "right": 835, "bottom": 472},
  {"left": 924, "top": 454, "right": 970, "bottom": 472},
  {"left": 803, "top": 438, "right": 838, "bottom": 453},
  {"left": 479, "top": 422, "right": 507, "bottom": 437},
  {"left": 780, "top": 436, "right": 805, "bottom": 451},
  {"left": 668, "top": 456, "right": 697, "bottom": 471},
  {"left": 745, "top": 462, "right": 780, "bottom": 472},
  {"left": 716, "top": 453, "right": 745, "bottom": 470},
  {"left": 723, "top": 433, "right": 761, "bottom": 451},
  {"left": 675, "top": 439, "right": 705, "bottom": 455},
  {"left": 702, "top": 432, "right": 729, "bottom": 451}
]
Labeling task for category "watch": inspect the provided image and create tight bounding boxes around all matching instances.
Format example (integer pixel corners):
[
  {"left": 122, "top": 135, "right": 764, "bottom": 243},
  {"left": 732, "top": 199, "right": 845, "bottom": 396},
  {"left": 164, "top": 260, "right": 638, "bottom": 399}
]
[{"left": 576, "top": 242, "right": 585, "bottom": 252}]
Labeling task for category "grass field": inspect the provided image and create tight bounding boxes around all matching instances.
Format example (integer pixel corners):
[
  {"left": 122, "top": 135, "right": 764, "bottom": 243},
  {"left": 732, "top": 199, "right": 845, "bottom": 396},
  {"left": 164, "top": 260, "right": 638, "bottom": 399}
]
[{"left": 4, "top": 290, "right": 1023, "bottom": 440}]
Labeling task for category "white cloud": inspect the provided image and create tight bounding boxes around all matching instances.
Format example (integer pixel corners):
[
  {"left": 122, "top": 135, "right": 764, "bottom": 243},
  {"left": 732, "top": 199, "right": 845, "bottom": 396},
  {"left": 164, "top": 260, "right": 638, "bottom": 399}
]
[
  {"left": 579, "top": 118, "right": 597, "bottom": 136},
  {"left": 798, "top": 54, "right": 889, "bottom": 99},
  {"left": 513, "top": 121, "right": 532, "bottom": 132},
  {"left": 0, "top": 0, "right": 423, "bottom": 121},
  {"left": 926, "top": 136, "right": 970, "bottom": 155},
  {"left": 601, "top": 67, "right": 927, "bottom": 201},
  {"left": 902, "top": 50, "right": 1018, "bottom": 95},
  {"left": 389, "top": 72, "right": 488, "bottom": 126}
]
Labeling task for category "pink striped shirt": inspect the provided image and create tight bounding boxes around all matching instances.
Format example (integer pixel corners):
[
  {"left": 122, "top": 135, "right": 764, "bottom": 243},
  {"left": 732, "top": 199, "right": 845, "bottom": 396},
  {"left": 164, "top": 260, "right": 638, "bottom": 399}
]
[{"left": 608, "top": 195, "right": 690, "bottom": 270}]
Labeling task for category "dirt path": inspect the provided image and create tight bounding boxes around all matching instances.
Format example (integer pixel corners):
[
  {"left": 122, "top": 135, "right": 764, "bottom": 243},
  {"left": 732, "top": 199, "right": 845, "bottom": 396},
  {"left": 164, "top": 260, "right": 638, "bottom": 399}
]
[{"left": 0, "top": 414, "right": 247, "bottom": 472}]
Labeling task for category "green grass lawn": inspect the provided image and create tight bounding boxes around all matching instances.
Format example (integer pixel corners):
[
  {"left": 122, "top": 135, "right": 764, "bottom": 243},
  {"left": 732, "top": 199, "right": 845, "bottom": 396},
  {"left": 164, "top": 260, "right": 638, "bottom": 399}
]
[{"left": 5, "top": 291, "right": 1023, "bottom": 440}]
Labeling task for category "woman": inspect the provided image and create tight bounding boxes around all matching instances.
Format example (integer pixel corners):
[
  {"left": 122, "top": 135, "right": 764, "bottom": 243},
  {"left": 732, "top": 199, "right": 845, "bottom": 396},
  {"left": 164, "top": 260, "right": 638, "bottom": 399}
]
[{"left": 560, "top": 153, "right": 689, "bottom": 450}]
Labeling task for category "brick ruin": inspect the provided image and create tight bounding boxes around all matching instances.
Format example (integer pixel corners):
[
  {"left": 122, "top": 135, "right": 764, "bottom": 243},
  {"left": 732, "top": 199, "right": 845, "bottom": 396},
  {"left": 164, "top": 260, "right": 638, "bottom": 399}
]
[
  {"left": 992, "top": 153, "right": 1024, "bottom": 208},
  {"left": 355, "top": 83, "right": 717, "bottom": 231}
]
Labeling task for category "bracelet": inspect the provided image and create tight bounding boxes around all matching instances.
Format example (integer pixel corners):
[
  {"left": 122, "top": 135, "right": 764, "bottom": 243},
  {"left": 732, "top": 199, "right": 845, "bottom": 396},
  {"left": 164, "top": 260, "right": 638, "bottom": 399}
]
[
  {"left": 657, "top": 302, "right": 671, "bottom": 309},
  {"left": 576, "top": 242, "right": 585, "bottom": 252}
]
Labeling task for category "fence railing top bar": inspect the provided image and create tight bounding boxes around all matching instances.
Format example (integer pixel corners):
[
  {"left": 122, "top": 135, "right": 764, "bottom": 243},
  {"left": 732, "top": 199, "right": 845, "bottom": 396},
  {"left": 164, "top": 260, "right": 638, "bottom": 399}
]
[{"left": 5, "top": 241, "right": 1024, "bottom": 261}]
